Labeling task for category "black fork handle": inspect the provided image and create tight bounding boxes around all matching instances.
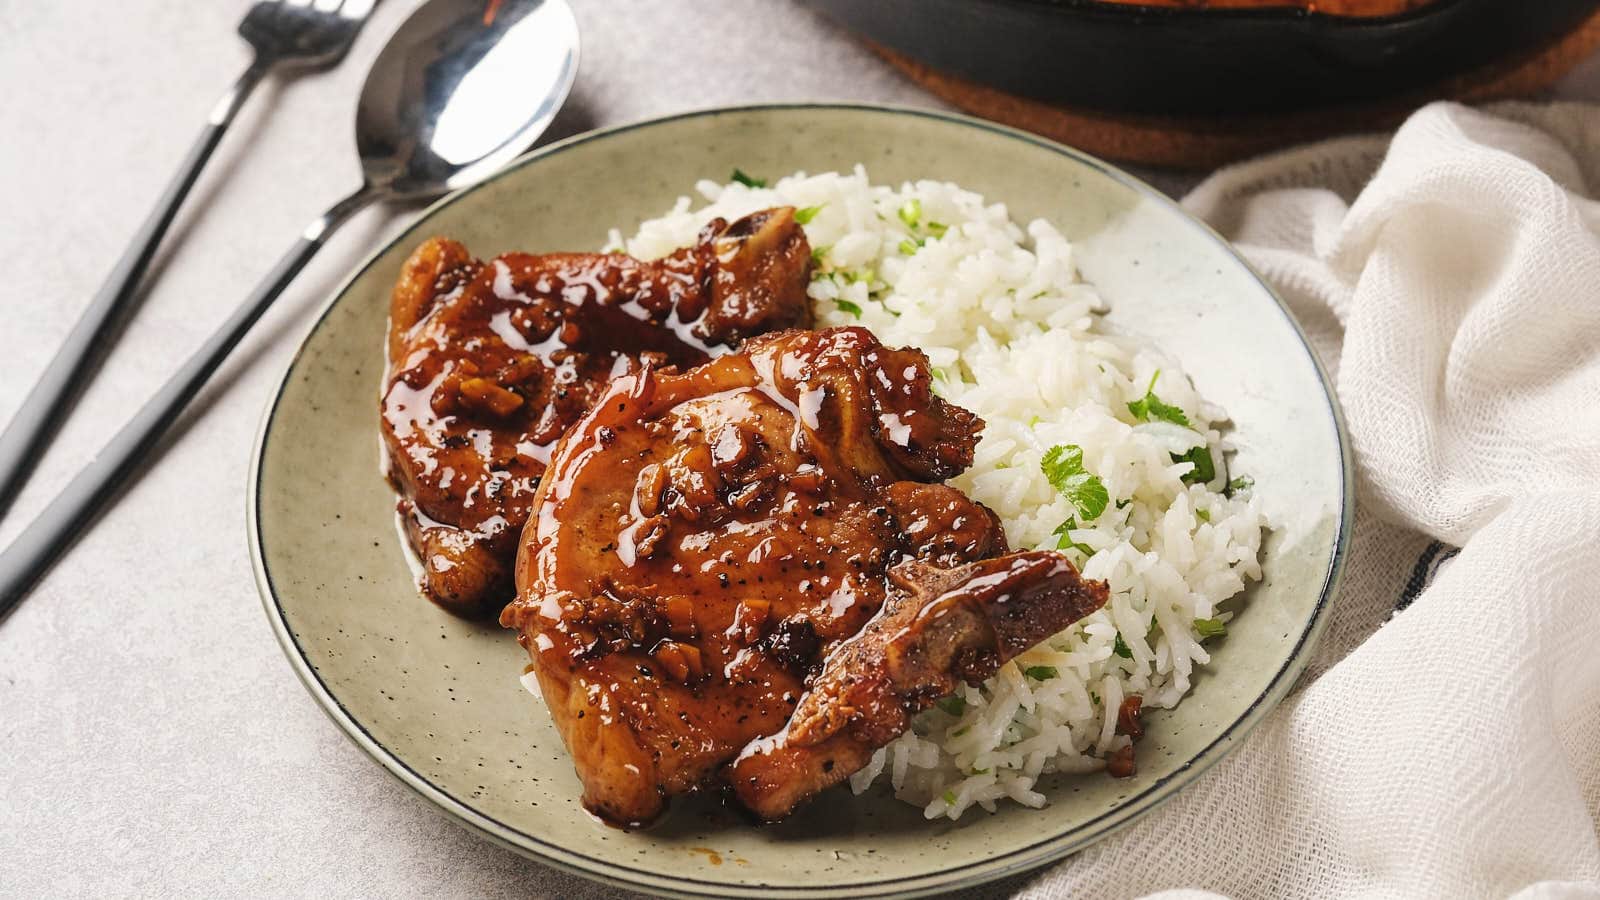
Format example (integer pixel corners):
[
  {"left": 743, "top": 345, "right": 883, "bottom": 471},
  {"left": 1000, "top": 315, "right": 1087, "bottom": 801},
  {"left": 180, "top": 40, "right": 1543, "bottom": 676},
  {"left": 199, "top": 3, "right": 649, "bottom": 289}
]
[
  {"left": 0, "top": 58, "right": 270, "bottom": 523},
  {"left": 0, "top": 185, "right": 376, "bottom": 620}
]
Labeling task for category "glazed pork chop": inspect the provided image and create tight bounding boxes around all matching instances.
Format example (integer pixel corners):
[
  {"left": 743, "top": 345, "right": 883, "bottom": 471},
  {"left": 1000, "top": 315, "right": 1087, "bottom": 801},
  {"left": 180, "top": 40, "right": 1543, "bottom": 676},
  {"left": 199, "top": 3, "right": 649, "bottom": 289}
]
[
  {"left": 501, "top": 326, "right": 1108, "bottom": 824},
  {"left": 732, "top": 551, "right": 1108, "bottom": 819},
  {"left": 382, "top": 209, "right": 812, "bottom": 617}
]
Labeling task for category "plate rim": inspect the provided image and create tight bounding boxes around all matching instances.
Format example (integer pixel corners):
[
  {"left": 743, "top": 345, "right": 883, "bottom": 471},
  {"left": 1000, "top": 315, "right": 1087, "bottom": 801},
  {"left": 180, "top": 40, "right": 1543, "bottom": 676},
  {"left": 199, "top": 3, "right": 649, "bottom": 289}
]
[{"left": 248, "top": 101, "right": 1353, "bottom": 899}]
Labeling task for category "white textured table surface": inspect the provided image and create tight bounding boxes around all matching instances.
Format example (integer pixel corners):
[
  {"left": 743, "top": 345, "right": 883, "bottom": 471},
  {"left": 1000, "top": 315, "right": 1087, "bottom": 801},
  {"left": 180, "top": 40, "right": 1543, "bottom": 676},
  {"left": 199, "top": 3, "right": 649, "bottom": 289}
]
[{"left": 3, "top": 3, "right": 1597, "bottom": 897}]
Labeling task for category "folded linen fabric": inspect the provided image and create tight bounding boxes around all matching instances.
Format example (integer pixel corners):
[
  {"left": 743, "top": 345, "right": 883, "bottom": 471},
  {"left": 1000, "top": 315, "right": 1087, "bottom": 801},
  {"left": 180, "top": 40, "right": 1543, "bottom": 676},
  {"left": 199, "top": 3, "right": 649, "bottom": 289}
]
[{"left": 1023, "top": 101, "right": 1600, "bottom": 900}]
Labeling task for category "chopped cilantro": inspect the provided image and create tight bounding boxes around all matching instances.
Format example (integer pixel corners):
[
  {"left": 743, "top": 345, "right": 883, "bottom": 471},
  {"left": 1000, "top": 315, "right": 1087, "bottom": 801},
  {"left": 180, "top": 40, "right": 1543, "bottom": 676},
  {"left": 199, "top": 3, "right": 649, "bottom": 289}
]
[
  {"left": 897, "top": 238, "right": 922, "bottom": 256},
  {"left": 970, "top": 767, "right": 990, "bottom": 775},
  {"left": 1089, "top": 691, "right": 1100, "bottom": 705},
  {"left": 936, "top": 696, "right": 966, "bottom": 717},
  {"left": 926, "top": 221, "right": 948, "bottom": 238},
  {"left": 1127, "top": 370, "right": 1190, "bottom": 427},
  {"left": 1113, "top": 634, "right": 1132, "bottom": 659},
  {"left": 1194, "top": 618, "right": 1227, "bottom": 639},
  {"left": 1040, "top": 444, "right": 1109, "bottom": 520},
  {"left": 810, "top": 245, "right": 830, "bottom": 268},
  {"left": 943, "top": 789, "right": 957, "bottom": 806},
  {"left": 1172, "top": 446, "right": 1216, "bottom": 485},
  {"left": 1115, "top": 498, "right": 1131, "bottom": 509},
  {"left": 1052, "top": 518, "right": 1094, "bottom": 556},
  {"left": 1028, "top": 415, "right": 1042, "bottom": 427},
  {"left": 795, "top": 204, "right": 824, "bottom": 225},
  {"left": 1023, "top": 665, "right": 1059, "bottom": 681},
  {"left": 1227, "top": 475, "right": 1255, "bottom": 496},
  {"left": 931, "top": 367, "right": 948, "bottom": 381},
  {"left": 834, "top": 299, "right": 863, "bottom": 318},
  {"left": 731, "top": 168, "right": 766, "bottom": 188},
  {"left": 1195, "top": 508, "right": 1210, "bottom": 523},
  {"left": 897, "top": 198, "right": 922, "bottom": 229}
]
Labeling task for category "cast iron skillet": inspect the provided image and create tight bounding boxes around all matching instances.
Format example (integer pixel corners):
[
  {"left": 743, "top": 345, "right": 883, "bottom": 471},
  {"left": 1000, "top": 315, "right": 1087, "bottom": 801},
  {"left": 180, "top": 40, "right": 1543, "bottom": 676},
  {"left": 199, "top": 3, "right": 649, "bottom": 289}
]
[{"left": 807, "top": 0, "right": 1599, "bottom": 115}]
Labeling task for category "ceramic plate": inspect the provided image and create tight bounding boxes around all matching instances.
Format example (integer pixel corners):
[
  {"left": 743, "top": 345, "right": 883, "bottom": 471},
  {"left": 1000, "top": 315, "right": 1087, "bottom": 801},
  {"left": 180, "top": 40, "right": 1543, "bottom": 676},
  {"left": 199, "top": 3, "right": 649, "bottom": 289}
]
[{"left": 250, "top": 104, "right": 1350, "bottom": 898}]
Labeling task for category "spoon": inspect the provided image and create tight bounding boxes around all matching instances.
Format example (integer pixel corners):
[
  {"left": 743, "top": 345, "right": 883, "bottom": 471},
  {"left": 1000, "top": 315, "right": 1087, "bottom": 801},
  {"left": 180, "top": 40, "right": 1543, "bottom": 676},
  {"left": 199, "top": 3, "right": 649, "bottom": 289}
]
[{"left": 0, "top": 0, "right": 580, "bottom": 616}]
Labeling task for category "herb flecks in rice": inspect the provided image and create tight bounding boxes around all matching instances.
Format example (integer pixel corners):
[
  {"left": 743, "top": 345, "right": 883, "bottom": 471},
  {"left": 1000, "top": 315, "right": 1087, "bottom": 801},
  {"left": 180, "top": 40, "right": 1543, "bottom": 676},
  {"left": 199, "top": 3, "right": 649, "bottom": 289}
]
[{"left": 615, "top": 168, "right": 1265, "bottom": 821}]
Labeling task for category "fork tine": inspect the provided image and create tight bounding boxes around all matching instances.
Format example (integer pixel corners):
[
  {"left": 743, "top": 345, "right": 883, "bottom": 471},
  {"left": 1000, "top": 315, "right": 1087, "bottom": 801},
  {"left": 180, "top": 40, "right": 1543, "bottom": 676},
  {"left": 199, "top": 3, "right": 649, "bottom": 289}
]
[
  {"left": 338, "top": 0, "right": 377, "bottom": 20},
  {"left": 240, "top": 0, "right": 373, "bottom": 67}
]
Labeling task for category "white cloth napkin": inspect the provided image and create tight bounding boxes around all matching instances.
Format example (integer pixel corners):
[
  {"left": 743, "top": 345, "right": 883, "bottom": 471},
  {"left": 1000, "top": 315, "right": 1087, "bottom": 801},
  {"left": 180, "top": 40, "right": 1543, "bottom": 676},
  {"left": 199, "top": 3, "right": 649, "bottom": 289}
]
[{"left": 1021, "top": 101, "right": 1600, "bottom": 900}]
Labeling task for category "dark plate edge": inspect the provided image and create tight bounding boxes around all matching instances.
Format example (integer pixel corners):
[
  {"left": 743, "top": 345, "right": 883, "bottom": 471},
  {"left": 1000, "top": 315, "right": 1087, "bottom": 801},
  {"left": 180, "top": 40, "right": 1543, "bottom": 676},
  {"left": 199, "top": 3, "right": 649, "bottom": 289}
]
[{"left": 991, "top": 0, "right": 1460, "bottom": 25}]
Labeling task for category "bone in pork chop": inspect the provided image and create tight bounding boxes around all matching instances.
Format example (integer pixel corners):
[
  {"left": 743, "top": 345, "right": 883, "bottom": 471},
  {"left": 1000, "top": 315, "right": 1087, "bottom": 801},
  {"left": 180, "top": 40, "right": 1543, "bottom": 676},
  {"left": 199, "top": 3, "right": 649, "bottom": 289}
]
[
  {"left": 500, "top": 326, "right": 1108, "bottom": 825},
  {"left": 732, "top": 551, "right": 1109, "bottom": 820},
  {"left": 381, "top": 209, "right": 812, "bottom": 617}
]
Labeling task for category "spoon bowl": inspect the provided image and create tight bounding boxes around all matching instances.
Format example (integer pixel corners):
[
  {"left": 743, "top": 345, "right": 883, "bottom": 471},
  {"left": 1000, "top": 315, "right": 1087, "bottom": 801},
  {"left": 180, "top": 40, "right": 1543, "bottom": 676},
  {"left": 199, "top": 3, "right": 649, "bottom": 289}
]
[{"left": 357, "top": 0, "right": 580, "bottom": 199}]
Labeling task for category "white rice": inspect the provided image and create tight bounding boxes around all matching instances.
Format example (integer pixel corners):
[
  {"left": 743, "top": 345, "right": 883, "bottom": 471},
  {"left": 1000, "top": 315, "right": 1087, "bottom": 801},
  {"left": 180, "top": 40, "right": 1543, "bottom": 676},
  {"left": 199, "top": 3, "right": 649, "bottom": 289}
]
[{"left": 613, "top": 168, "right": 1265, "bottom": 820}]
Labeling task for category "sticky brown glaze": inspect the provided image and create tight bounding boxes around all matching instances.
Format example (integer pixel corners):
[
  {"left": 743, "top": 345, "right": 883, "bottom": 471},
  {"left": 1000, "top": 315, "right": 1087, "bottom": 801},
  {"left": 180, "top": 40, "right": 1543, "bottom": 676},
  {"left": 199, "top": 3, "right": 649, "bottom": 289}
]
[
  {"left": 501, "top": 326, "right": 1008, "bottom": 825},
  {"left": 382, "top": 209, "right": 812, "bottom": 617},
  {"left": 731, "top": 551, "right": 1109, "bottom": 821},
  {"left": 1108, "top": 693, "right": 1144, "bottom": 778}
]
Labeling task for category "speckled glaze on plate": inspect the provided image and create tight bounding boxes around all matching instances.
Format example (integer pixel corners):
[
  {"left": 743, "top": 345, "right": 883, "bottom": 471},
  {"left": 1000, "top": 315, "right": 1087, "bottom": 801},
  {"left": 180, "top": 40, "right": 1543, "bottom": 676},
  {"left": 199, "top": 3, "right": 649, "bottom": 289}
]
[{"left": 249, "top": 104, "right": 1351, "bottom": 898}]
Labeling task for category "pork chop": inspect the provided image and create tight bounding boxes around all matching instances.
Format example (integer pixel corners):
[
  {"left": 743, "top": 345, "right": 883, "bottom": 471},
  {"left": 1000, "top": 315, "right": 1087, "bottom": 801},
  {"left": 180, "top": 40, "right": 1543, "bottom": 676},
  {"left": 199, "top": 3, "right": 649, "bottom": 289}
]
[
  {"left": 501, "top": 326, "right": 1108, "bottom": 824},
  {"left": 381, "top": 209, "right": 812, "bottom": 617},
  {"left": 731, "top": 551, "right": 1109, "bottom": 820}
]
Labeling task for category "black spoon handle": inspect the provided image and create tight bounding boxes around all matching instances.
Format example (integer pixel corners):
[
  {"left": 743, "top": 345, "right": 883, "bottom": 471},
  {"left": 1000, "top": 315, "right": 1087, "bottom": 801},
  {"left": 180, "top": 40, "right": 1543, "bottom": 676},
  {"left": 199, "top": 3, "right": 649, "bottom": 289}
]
[
  {"left": 0, "top": 60, "right": 271, "bottom": 523},
  {"left": 0, "top": 186, "right": 376, "bottom": 620}
]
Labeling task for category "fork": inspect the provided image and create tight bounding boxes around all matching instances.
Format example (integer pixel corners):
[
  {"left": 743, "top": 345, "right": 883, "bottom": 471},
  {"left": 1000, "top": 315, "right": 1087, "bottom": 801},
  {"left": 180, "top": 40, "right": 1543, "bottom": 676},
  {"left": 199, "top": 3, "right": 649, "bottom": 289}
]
[{"left": 0, "top": 0, "right": 376, "bottom": 523}]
